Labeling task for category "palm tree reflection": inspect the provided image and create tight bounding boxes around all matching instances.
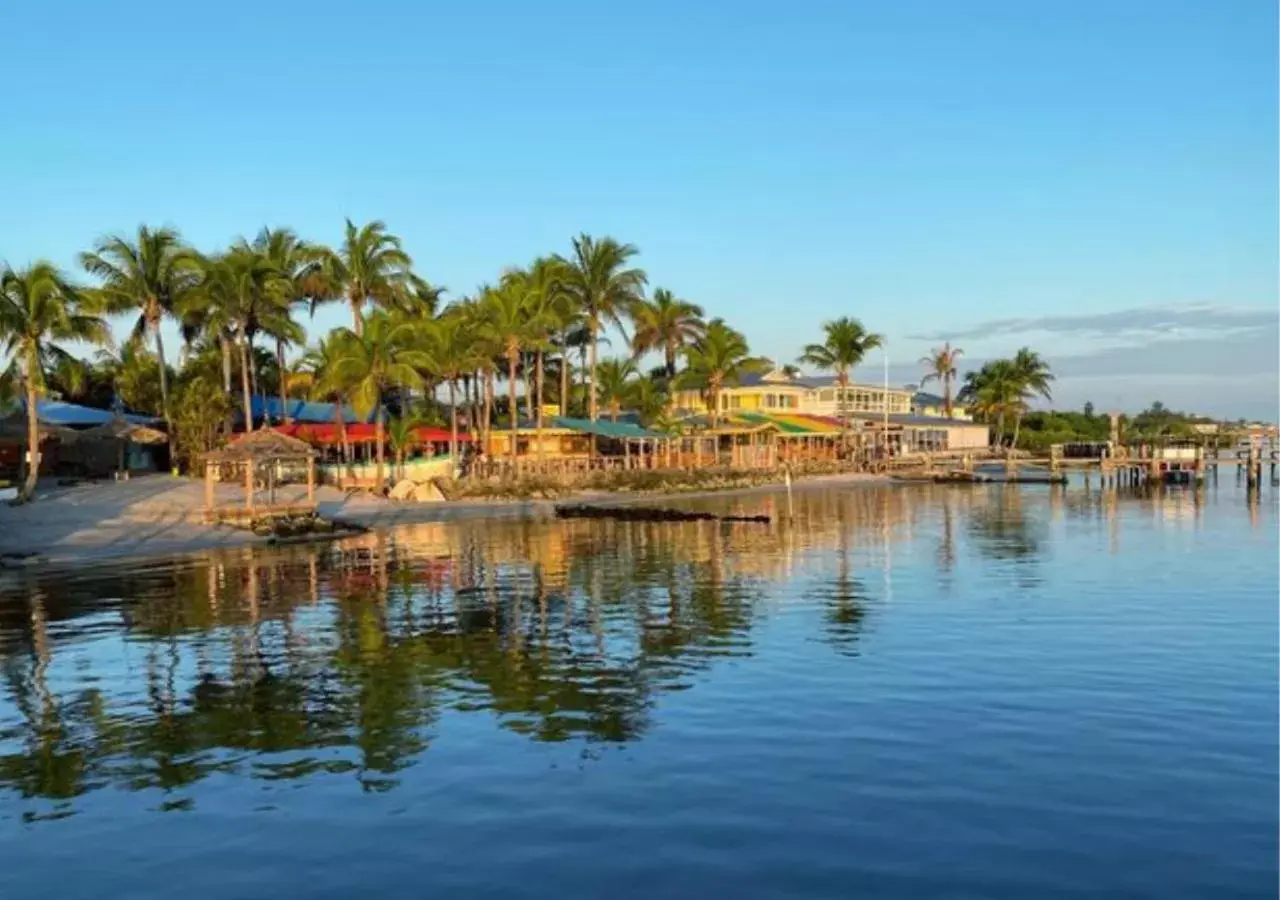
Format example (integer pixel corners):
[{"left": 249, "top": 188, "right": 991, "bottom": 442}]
[{"left": 0, "top": 486, "right": 992, "bottom": 811}]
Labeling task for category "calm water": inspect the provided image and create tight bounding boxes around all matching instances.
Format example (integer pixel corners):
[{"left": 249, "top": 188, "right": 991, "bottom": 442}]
[{"left": 1, "top": 482, "right": 1276, "bottom": 898}]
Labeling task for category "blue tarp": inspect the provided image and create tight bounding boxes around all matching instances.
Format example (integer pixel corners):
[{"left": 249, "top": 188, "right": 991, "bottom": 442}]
[
  {"left": 249, "top": 396, "right": 376, "bottom": 425},
  {"left": 20, "top": 400, "right": 161, "bottom": 427}
]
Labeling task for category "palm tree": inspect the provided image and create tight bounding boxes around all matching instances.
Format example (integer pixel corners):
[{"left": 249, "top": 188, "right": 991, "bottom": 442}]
[
  {"left": 420, "top": 311, "right": 478, "bottom": 465},
  {"left": 919, "top": 342, "right": 963, "bottom": 419},
  {"left": 630, "top": 288, "right": 704, "bottom": 378},
  {"left": 190, "top": 250, "right": 287, "bottom": 432},
  {"left": 300, "top": 334, "right": 354, "bottom": 462},
  {"left": 958, "top": 360, "right": 1021, "bottom": 446},
  {"left": 314, "top": 220, "right": 413, "bottom": 335},
  {"left": 798, "top": 316, "right": 884, "bottom": 434},
  {"left": 246, "top": 228, "right": 319, "bottom": 424},
  {"left": 324, "top": 311, "right": 431, "bottom": 489},
  {"left": 479, "top": 280, "right": 543, "bottom": 466},
  {"left": 595, "top": 358, "right": 638, "bottom": 421},
  {"left": 629, "top": 375, "right": 670, "bottom": 427},
  {"left": 80, "top": 225, "right": 200, "bottom": 449},
  {"left": 554, "top": 234, "right": 647, "bottom": 420},
  {"left": 1009, "top": 347, "right": 1053, "bottom": 449},
  {"left": 520, "top": 258, "right": 570, "bottom": 440},
  {"left": 393, "top": 274, "right": 446, "bottom": 319},
  {"left": 95, "top": 340, "right": 168, "bottom": 416},
  {"left": 385, "top": 415, "right": 423, "bottom": 480},
  {"left": 0, "top": 263, "right": 111, "bottom": 499},
  {"left": 678, "top": 319, "right": 768, "bottom": 428}
]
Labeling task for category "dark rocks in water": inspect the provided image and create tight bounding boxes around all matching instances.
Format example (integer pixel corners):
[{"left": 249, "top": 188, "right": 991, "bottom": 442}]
[
  {"left": 891, "top": 472, "right": 991, "bottom": 484},
  {"left": 553, "top": 505, "right": 770, "bottom": 525}
]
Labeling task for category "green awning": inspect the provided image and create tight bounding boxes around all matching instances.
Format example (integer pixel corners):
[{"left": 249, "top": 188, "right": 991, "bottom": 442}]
[{"left": 552, "top": 417, "right": 665, "bottom": 439}]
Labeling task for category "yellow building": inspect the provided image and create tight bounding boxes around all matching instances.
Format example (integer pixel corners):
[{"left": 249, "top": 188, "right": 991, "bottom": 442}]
[
  {"left": 672, "top": 369, "right": 914, "bottom": 418},
  {"left": 909, "top": 390, "right": 973, "bottom": 421}
]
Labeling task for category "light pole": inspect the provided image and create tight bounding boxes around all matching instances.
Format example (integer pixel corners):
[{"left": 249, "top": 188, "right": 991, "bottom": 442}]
[{"left": 882, "top": 346, "right": 890, "bottom": 454}]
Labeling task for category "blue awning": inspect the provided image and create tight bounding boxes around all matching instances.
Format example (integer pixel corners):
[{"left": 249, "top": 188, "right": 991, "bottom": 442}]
[
  {"left": 18, "top": 400, "right": 162, "bottom": 427},
  {"left": 249, "top": 396, "right": 376, "bottom": 425}
]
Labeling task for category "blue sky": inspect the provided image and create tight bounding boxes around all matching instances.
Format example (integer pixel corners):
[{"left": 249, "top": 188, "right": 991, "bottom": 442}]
[{"left": 1, "top": 0, "right": 1276, "bottom": 418}]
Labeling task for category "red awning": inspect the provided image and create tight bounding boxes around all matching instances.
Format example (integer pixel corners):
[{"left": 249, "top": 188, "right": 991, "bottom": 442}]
[{"left": 262, "top": 424, "right": 472, "bottom": 445}]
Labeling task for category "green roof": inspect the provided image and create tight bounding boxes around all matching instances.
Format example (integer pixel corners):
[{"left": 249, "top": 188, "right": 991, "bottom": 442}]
[{"left": 552, "top": 417, "right": 664, "bottom": 439}]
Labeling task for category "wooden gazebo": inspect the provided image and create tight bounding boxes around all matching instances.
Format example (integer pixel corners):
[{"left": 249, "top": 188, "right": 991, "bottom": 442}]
[{"left": 203, "top": 429, "right": 318, "bottom": 523}]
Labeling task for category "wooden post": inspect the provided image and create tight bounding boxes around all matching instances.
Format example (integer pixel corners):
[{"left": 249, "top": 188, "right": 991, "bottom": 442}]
[
  {"left": 307, "top": 456, "right": 316, "bottom": 506},
  {"left": 204, "top": 461, "right": 214, "bottom": 522},
  {"left": 244, "top": 461, "right": 254, "bottom": 512}
]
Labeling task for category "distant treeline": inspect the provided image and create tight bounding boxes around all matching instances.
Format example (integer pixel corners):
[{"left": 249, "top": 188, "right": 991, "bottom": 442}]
[{"left": 1014, "top": 402, "right": 1237, "bottom": 452}]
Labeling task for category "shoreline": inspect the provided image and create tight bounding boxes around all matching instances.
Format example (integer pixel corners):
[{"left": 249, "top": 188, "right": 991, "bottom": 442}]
[{"left": 0, "top": 472, "right": 890, "bottom": 574}]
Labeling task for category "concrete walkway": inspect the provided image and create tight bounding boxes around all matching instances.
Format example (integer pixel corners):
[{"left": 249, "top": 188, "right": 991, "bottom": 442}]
[{"left": 0, "top": 475, "right": 544, "bottom": 565}]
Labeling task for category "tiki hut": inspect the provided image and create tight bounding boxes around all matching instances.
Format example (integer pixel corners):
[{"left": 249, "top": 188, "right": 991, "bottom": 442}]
[
  {"left": 202, "top": 429, "right": 318, "bottom": 522},
  {"left": 65, "top": 414, "right": 168, "bottom": 477}
]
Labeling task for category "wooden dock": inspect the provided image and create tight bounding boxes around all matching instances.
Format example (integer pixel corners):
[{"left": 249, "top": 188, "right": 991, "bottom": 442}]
[{"left": 904, "top": 438, "right": 1279, "bottom": 492}]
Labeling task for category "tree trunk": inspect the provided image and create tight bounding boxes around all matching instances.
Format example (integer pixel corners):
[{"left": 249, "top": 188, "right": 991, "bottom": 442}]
[
  {"left": 1011, "top": 412, "right": 1023, "bottom": 450},
  {"left": 535, "top": 351, "right": 545, "bottom": 461},
  {"left": 708, "top": 385, "right": 719, "bottom": 428},
  {"left": 587, "top": 318, "right": 599, "bottom": 420},
  {"left": 559, "top": 333, "right": 571, "bottom": 418},
  {"left": 943, "top": 377, "right": 953, "bottom": 419},
  {"left": 153, "top": 319, "right": 173, "bottom": 457},
  {"left": 336, "top": 399, "right": 351, "bottom": 465},
  {"left": 508, "top": 353, "right": 519, "bottom": 469},
  {"left": 995, "top": 411, "right": 1005, "bottom": 447},
  {"left": 666, "top": 341, "right": 677, "bottom": 379},
  {"left": 247, "top": 333, "right": 259, "bottom": 407},
  {"left": 276, "top": 338, "right": 290, "bottom": 424},
  {"left": 219, "top": 335, "right": 233, "bottom": 394},
  {"left": 351, "top": 294, "right": 363, "bottom": 335},
  {"left": 483, "top": 372, "right": 494, "bottom": 453},
  {"left": 837, "top": 372, "right": 850, "bottom": 447},
  {"left": 374, "top": 401, "right": 385, "bottom": 490},
  {"left": 448, "top": 379, "right": 459, "bottom": 464},
  {"left": 239, "top": 335, "right": 255, "bottom": 433},
  {"left": 523, "top": 359, "right": 534, "bottom": 423},
  {"left": 21, "top": 368, "right": 39, "bottom": 501}
]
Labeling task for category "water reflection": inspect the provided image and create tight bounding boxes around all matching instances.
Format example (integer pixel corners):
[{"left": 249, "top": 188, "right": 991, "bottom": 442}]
[{"left": 0, "top": 481, "right": 1272, "bottom": 818}]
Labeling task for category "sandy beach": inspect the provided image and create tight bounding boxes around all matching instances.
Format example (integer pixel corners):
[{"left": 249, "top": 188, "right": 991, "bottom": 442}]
[{"left": 0, "top": 471, "right": 889, "bottom": 569}]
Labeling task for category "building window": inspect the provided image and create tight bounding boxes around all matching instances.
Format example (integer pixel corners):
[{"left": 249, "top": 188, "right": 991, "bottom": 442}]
[
  {"left": 729, "top": 395, "right": 741, "bottom": 410},
  {"left": 765, "top": 394, "right": 777, "bottom": 408},
  {"left": 780, "top": 395, "right": 796, "bottom": 409}
]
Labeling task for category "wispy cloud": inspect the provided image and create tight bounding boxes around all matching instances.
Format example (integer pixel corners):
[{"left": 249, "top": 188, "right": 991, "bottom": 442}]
[
  {"left": 907, "top": 305, "right": 1276, "bottom": 343},
  {"left": 870, "top": 304, "right": 1278, "bottom": 420}
]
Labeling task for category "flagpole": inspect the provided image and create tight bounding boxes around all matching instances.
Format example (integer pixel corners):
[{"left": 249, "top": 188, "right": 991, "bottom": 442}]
[{"left": 882, "top": 347, "right": 890, "bottom": 452}]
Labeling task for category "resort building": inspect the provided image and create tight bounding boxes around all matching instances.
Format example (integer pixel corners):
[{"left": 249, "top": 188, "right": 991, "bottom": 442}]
[
  {"left": 671, "top": 369, "right": 914, "bottom": 418},
  {"left": 671, "top": 369, "right": 987, "bottom": 452},
  {"left": 910, "top": 390, "right": 973, "bottom": 421}
]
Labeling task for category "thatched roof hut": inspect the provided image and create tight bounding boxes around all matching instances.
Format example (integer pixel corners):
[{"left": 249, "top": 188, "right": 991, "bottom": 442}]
[
  {"left": 75, "top": 415, "right": 168, "bottom": 446},
  {"left": 203, "top": 429, "right": 319, "bottom": 521},
  {"left": 205, "top": 429, "right": 318, "bottom": 463}
]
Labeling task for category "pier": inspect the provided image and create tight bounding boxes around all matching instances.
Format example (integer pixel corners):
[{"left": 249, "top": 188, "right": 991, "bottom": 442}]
[{"left": 900, "top": 436, "right": 1280, "bottom": 494}]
